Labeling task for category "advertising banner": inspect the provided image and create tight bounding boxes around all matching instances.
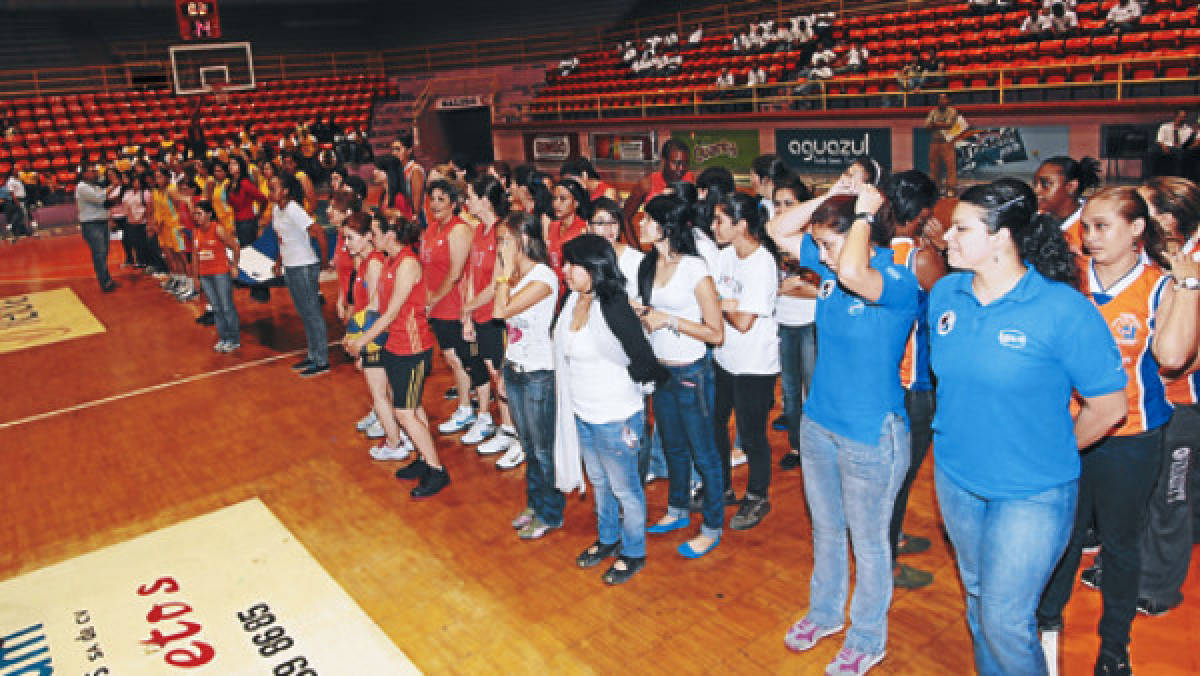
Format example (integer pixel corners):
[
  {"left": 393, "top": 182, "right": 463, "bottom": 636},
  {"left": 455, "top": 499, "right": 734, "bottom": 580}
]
[
  {"left": 590, "top": 132, "right": 656, "bottom": 162},
  {"left": 670, "top": 129, "right": 760, "bottom": 174},
  {"left": 913, "top": 125, "right": 1070, "bottom": 179},
  {"left": 523, "top": 132, "right": 579, "bottom": 162},
  {"left": 0, "top": 499, "right": 417, "bottom": 675},
  {"left": 776, "top": 128, "right": 892, "bottom": 173}
]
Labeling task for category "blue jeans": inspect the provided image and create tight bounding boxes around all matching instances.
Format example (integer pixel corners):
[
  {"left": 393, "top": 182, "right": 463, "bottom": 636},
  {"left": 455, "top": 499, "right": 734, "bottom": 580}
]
[
  {"left": 504, "top": 365, "right": 563, "bottom": 527},
  {"left": 938, "top": 467, "right": 1077, "bottom": 676},
  {"left": 576, "top": 410, "right": 646, "bottom": 558},
  {"left": 799, "top": 414, "right": 909, "bottom": 655},
  {"left": 199, "top": 273, "right": 240, "bottom": 344},
  {"left": 80, "top": 220, "right": 113, "bottom": 288},
  {"left": 654, "top": 358, "right": 724, "bottom": 536},
  {"left": 283, "top": 262, "right": 328, "bottom": 367},
  {"left": 779, "top": 322, "right": 817, "bottom": 451}
]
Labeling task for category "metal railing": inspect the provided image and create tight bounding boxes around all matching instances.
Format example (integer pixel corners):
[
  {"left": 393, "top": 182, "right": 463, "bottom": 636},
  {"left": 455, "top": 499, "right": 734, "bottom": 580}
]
[{"left": 518, "top": 56, "right": 1199, "bottom": 121}]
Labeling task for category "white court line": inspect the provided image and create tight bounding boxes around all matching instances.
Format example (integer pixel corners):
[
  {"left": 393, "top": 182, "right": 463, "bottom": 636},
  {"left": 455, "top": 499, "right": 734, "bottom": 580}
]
[{"left": 0, "top": 346, "right": 321, "bottom": 432}]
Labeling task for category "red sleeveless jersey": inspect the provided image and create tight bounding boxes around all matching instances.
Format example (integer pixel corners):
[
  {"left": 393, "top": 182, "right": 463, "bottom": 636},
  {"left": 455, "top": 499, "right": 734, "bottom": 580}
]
[
  {"left": 466, "top": 219, "right": 499, "bottom": 324},
  {"left": 352, "top": 251, "right": 386, "bottom": 315},
  {"left": 379, "top": 250, "right": 435, "bottom": 356},
  {"left": 546, "top": 214, "right": 587, "bottom": 278},
  {"left": 419, "top": 214, "right": 469, "bottom": 320}
]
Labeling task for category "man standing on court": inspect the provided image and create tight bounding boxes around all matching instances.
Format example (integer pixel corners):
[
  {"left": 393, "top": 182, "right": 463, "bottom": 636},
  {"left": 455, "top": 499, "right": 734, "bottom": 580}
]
[
  {"left": 924, "top": 94, "right": 964, "bottom": 197},
  {"left": 76, "top": 166, "right": 117, "bottom": 292}
]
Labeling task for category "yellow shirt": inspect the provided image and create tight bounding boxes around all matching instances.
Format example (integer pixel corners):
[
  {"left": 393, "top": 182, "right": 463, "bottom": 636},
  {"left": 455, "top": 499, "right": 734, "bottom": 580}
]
[{"left": 212, "top": 178, "right": 234, "bottom": 230}]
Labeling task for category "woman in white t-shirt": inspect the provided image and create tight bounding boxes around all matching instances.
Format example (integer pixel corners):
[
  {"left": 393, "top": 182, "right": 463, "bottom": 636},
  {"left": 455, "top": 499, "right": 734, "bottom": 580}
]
[
  {"left": 555, "top": 234, "right": 668, "bottom": 585},
  {"left": 712, "top": 192, "right": 782, "bottom": 531},
  {"left": 636, "top": 195, "right": 726, "bottom": 558},
  {"left": 493, "top": 212, "right": 562, "bottom": 540}
]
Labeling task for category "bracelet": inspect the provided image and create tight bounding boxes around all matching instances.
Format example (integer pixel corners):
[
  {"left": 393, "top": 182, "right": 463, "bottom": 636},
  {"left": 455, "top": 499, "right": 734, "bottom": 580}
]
[{"left": 495, "top": 276, "right": 510, "bottom": 286}]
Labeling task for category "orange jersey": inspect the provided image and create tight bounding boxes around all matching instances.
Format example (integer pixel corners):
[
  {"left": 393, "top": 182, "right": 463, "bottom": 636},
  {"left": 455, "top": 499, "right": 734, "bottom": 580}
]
[
  {"left": 1085, "top": 258, "right": 1173, "bottom": 435},
  {"left": 892, "top": 238, "right": 931, "bottom": 390},
  {"left": 1164, "top": 365, "right": 1200, "bottom": 406},
  {"left": 379, "top": 250, "right": 435, "bottom": 356},
  {"left": 1060, "top": 205, "right": 1083, "bottom": 253},
  {"left": 193, "top": 222, "right": 230, "bottom": 276}
]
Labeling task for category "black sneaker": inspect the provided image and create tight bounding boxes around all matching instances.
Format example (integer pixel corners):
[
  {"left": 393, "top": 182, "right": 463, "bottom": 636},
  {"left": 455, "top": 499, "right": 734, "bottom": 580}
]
[
  {"left": 893, "top": 562, "right": 934, "bottom": 589},
  {"left": 195, "top": 310, "right": 215, "bottom": 325},
  {"left": 688, "top": 484, "right": 705, "bottom": 512},
  {"left": 1082, "top": 527, "right": 1101, "bottom": 554},
  {"left": 299, "top": 363, "right": 330, "bottom": 378},
  {"left": 1081, "top": 564, "right": 1102, "bottom": 590},
  {"left": 602, "top": 555, "right": 646, "bottom": 585},
  {"left": 576, "top": 540, "right": 620, "bottom": 568},
  {"left": 1094, "top": 646, "right": 1131, "bottom": 675},
  {"left": 411, "top": 466, "right": 450, "bottom": 498},
  {"left": 291, "top": 358, "right": 314, "bottom": 371},
  {"left": 780, "top": 450, "right": 802, "bottom": 471},
  {"left": 729, "top": 493, "right": 771, "bottom": 530},
  {"left": 101, "top": 281, "right": 118, "bottom": 292},
  {"left": 1136, "top": 598, "right": 1173, "bottom": 617},
  {"left": 896, "top": 533, "right": 932, "bottom": 556},
  {"left": 395, "top": 458, "right": 430, "bottom": 480}
]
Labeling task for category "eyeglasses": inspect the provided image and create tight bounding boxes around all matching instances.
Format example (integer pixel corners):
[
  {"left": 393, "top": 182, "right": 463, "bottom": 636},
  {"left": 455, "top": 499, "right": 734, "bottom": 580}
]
[{"left": 589, "top": 219, "right": 619, "bottom": 227}]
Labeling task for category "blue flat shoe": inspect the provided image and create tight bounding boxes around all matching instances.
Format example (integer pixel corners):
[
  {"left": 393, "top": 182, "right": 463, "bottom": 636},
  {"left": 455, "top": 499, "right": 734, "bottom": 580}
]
[
  {"left": 677, "top": 535, "right": 720, "bottom": 559},
  {"left": 646, "top": 515, "right": 691, "bottom": 534}
]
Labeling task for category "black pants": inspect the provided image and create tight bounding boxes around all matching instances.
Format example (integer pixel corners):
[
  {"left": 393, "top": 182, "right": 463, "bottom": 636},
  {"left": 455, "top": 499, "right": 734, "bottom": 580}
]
[
  {"left": 1139, "top": 403, "right": 1199, "bottom": 606},
  {"left": 113, "top": 216, "right": 134, "bottom": 265},
  {"left": 1038, "top": 427, "right": 1162, "bottom": 650},
  {"left": 125, "top": 223, "right": 154, "bottom": 269},
  {"left": 714, "top": 363, "right": 776, "bottom": 499},
  {"left": 890, "top": 387, "right": 935, "bottom": 559},
  {"left": 80, "top": 220, "right": 113, "bottom": 288}
]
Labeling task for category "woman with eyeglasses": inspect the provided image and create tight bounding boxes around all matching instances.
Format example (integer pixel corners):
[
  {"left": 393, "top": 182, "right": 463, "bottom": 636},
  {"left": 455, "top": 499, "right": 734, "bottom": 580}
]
[
  {"left": 546, "top": 178, "right": 591, "bottom": 278},
  {"left": 637, "top": 194, "right": 726, "bottom": 558},
  {"left": 588, "top": 197, "right": 643, "bottom": 298}
]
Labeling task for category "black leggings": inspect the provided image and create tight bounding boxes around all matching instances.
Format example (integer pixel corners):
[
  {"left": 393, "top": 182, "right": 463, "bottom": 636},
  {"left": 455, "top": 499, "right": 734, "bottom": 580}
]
[{"left": 713, "top": 363, "right": 777, "bottom": 499}]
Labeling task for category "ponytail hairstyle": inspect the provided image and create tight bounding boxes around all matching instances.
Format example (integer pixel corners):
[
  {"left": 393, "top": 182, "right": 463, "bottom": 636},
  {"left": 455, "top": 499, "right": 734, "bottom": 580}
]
[
  {"left": 1087, "top": 186, "right": 1169, "bottom": 269},
  {"left": 471, "top": 174, "right": 511, "bottom": 220},
  {"left": 695, "top": 168, "right": 734, "bottom": 239},
  {"left": 883, "top": 169, "right": 938, "bottom": 227},
  {"left": 719, "top": 191, "right": 781, "bottom": 263},
  {"left": 1040, "top": 156, "right": 1102, "bottom": 199},
  {"left": 637, "top": 195, "right": 699, "bottom": 306},
  {"left": 556, "top": 177, "right": 592, "bottom": 222},
  {"left": 810, "top": 194, "right": 895, "bottom": 247},
  {"left": 959, "top": 178, "right": 1079, "bottom": 288},
  {"left": 1141, "top": 176, "right": 1200, "bottom": 242},
  {"left": 503, "top": 210, "right": 548, "bottom": 265},
  {"left": 528, "top": 180, "right": 554, "bottom": 225},
  {"left": 774, "top": 174, "right": 812, "bottom": 202},
  {"left": 591, "top": 196, "right": 636, "bottom": 249},
  {"left": 559, "top": 234, "right": 669, "bottom": 388},
  {"left": 377, "top": 214, "right": 422, "bottom": 254}
]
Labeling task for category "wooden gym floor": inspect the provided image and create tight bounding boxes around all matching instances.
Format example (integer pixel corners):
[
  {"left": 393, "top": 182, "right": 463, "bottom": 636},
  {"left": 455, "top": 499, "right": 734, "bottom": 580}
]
[{"left": 1, "top": 234, "right": 1197, "bottom": 674}]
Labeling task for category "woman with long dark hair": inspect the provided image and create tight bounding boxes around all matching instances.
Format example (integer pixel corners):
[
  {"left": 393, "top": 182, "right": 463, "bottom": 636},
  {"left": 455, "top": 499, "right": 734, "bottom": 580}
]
[
  {"left": 1038, "top": 186, "right": 1199, "bottom": 674},
  {"left": 188, "top": 200, "right": 241, "bottom": 352},
  {"left": 771, "top": 186, "right": 918, "bottom": 675},
  {"left": 1032, "top": 155, "right": 1101, "bottom": 253},
  {"left": 637, "top": 195, "right": 726, "bottom": 558},
  {"left": 555, "top": 234, "right": 667, "bottom": 584},
  {"left": 494, "top": 211, "right": 561, "bottom": 537},
  {"left": 347, "top": 216, "right": 448, "bottom": 498},
  {"left": 927, "top": 179, "right": 1127, "bottom": 675},
  {"left": 546, "top": 178, "right": 591, "bottom": 277}
]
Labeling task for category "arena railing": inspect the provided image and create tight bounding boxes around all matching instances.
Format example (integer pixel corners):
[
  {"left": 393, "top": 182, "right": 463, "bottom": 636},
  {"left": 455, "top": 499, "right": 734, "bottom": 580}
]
[{"left": 516, "top": 57, "right": 1200, "bottom": 121}]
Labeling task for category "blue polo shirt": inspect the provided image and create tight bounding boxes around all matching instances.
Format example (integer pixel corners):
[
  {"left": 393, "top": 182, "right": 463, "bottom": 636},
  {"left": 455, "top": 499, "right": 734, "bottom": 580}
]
[
  {"left": 796, "top": 234, "right": 920, "bottom": 445},
  {"left": 929, "top": 268, "right": 1127, "bottom": 499}
]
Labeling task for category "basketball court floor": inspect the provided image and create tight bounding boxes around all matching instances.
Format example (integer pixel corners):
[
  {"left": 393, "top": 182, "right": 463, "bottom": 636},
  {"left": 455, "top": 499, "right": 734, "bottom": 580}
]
[{"left": 1, "top": 234, "right": 1196, "bottom": 674}]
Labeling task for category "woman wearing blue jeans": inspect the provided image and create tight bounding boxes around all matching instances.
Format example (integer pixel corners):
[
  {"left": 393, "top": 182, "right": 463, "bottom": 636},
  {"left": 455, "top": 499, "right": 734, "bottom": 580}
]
[
  {"left": 634, "top": 195, "right": 726, "bottom": 558},
  {"left": 554, "top": 234, "right": 667, "bottom": 585},
  {"left": 493, "top": 212, "right": 563, "bottom": 539},
  {"left": 930, "top": 179, "right": 1127, "bottom": 675},
  {"left": 771, "top": 186, "right": 918, "bottom": 675}
]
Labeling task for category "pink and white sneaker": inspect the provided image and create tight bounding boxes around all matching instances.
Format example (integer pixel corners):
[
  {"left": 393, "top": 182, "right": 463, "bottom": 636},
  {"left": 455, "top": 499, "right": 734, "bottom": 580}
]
[
  {"left": 784, "top": 618, "right": 844, "bottom": 653},
  {"left": 825, "top": 647, "right": 885, "bottom": 675}
]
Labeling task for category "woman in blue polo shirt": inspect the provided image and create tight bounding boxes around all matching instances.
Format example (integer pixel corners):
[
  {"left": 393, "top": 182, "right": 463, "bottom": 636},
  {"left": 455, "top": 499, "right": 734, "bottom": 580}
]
[
  {"left": 929, "top": 179, "right": 1128, "bottom": 676},
  {"left": 771, "top": 186, "right": 918, "bottom": 676}
]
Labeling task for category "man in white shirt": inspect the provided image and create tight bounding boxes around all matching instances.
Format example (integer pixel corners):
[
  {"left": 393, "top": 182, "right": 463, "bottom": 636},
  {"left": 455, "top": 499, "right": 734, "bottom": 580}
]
[
  {"left": 841, "top": 43, "right": 869, "bottom": 74},
  {"left": 2, "top": 170, "right": 28, "bottom": 239},
  {"left": 688, "top": 26, "right": 703, "bottom": 44},
  {"left": 1151, "top": 109, "right": 1197, "bottom": 177},
  {"left": 1103, "top": 0, "right": 1141, "bottom": 34},
  {"left": 75, "top": 166, "right": 118, "bottom": 291}
]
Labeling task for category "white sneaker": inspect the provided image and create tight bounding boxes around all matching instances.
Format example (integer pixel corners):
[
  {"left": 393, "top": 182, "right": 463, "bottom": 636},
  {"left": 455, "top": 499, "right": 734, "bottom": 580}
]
[
  {"left": 437, "top": 406, "right": 476, "bottom": 434},
  {"left": 460, "top": 413, "right": 495, "bottom": 445},
  {"left": 478, "top": 427, "right": 515, "bottom": 455},
  {"left": 496, "top": 442, "right": 525, "bottom": 470},
  {"left": 731, "top": 448, "right": 748, "bottom": 468},
  {"left": 356, "top": 410, "right": 378, "bottom": 432},
  {"left": 369, "top": 438, "right": 412, "bottom": 461},
  {"left": 365, "top": 421, "right": 386, "bottom": 439},
  {"left": 213, "top": 341, "right": 227, "bottom": 352}
]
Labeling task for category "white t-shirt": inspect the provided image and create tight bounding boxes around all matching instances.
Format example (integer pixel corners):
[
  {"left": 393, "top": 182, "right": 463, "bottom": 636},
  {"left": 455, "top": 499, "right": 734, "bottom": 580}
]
[
  {"left": 273, "top": 200, "right": 318, "bottom": 267},
  {"left": 4, "top": 176, "right": 24, "bottom": 200},
  {"left": 776, "top": 278, "right": 817, "bottom": 326},
  {"left": 714, "top": 244, "right": 781, "bottom": 375},
  {"left": 647, "top": 255, "right": 710, "bottom": 363},
  {"left": 1157, "top": 122, "right": 1195, "bottom": 149},
  {"left": 505, "top": 263, "right": 558, "bottom": 372},
  {"left": 1107, "top": 2, "right": 1140, "bottom": 23},
  {"left": 563, "top": 300, "right": 643, "bottom": 424},
  {"left": 617, "top": 245, "right": 644, "bottom": 298}
]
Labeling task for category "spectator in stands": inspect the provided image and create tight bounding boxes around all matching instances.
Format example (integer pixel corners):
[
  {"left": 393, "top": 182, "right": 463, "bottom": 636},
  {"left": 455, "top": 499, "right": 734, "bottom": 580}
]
[
  {"left": 925, "top": 94, "right": 965, "bottom": 196},
  {"left": 1150, "top": 109, "right": 1197, "bottom": 178},
  {"left": 794, "top": 56, "right": 833, "bottom": 110},
  {"left": 1020, "top": 9, "right": 1046, "bottom": 40},
  {"left": 813, "top": 12, "right": 836, "bottom": 46},
  {"left": 621, "top": 41, "right": 637, "bottom": 64},
  {"left": 1047, "top": 2, "right": 1080, "bottom": 37},
  {"left": 76, "top": 166, "right": 118, "bottom": 292},
  {"left": 558, "top": 56, "right": 580, "bottom": 77},
  {"left": 968, "top": 0, "right": 1000, "bottom": 15},
  {"left": 666, "top": 53, "right": 683, "bottom": 76},
  {"left": 775, "top": 22, "right": 792, "bottom": 53},
  {"left": 811, "top": 44, "right": 837, "bottom": 68},
  {"left": 2, "top": 169, "right": 29, "bottom": 240},
  {"left": 688, "top": 26, "right": 703, "bottom": 44},
  {"left": 840, "top": 42, "right": 870, "bottom": 75},
  {"left": 1101, "top": 0, "right": 1141, "bottom": 34}
]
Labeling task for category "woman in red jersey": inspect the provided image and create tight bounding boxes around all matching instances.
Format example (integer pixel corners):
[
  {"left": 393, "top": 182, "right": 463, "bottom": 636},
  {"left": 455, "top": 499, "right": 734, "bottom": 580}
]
[
  {"left": 1038, "top": 186, "right": 1200, "bottom": 673},
  {"left": 545, "top": 178, "right": 591, "bottom": 277},
  {"left": 347, "top": 215, "right": 448, "bottom": 499},
  {"left": 187, "top": 200, "right": 241, "bottom": 352}
]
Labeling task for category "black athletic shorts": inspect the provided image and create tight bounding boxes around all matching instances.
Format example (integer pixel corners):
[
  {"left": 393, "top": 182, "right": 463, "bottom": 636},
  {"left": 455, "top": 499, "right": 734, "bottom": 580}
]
[{"left": 382, "top": 348, "right": 433, "bottom": 409}]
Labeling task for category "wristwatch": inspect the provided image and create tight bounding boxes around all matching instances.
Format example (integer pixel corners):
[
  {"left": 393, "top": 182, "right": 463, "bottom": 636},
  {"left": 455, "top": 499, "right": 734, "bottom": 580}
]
[
  {"left": 854, "top": 212, "right": 877, "bottom": 226},
  {"left": 1175, "top": 276, "right": 1200, "bottom": 291}
]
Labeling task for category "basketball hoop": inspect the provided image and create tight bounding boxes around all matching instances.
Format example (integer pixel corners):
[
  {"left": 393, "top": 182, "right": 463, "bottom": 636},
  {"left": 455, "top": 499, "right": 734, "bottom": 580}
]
[{"left": 209, "top": 81, "right": 230, "bottom": 105}]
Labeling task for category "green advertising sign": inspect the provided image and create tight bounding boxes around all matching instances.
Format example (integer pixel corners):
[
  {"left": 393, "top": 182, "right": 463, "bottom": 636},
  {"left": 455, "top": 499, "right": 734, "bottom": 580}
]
[{"left": 670, "top": 129, "right": 760, "bottom": 174}]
